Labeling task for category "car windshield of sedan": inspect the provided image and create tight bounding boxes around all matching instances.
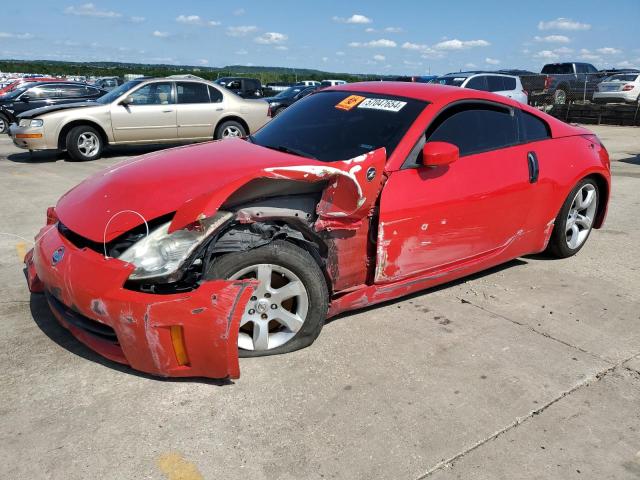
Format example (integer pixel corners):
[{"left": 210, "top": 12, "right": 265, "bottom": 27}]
[
  {"left": 605, "top": 74, "right": 637, "bottom": 82},
  {"left": 250, "top": 91, "right": 427, "bottom": 162},
  {"left": 96, "top": 80, "right": 143, "bottom": 104}
]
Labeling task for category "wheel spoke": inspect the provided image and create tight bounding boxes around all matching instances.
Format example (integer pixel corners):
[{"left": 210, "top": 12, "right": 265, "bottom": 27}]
[
  {"left": 256, "top": 264, "right": 272, "bottom": 290},
  {"left": 275, "top": 309, "right": 304, "bottom": 333},
  {"left": 575, "top": 214, "right": 592, "bottom": 229},
  {"left": 568, "top": 224, "right": 580, "bottom": 249},
  {"left": 581, "top": 188, "right": 595, "bottom": 210},
  {"left": 252, "top": 321, "right": 270, "bottom": 350},
  {"left": 566, "top": 215, "right": 576, "bottom": 231},
  {"left": 273, "top": 281, "right": 304, "bottom": 301}
]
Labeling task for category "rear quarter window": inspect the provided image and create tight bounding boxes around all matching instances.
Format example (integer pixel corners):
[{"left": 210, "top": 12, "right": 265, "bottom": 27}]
[{"left": 520, "top": 111, "right": 550, "bottom": 142}]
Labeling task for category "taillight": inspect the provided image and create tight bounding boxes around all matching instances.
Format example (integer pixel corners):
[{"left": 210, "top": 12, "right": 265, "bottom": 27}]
[
  {"left": 622, "top": 84, "right": 634, "bottom": 91},
  {"left": 46, "top": 206, "right": 58, "bottom": 225}
]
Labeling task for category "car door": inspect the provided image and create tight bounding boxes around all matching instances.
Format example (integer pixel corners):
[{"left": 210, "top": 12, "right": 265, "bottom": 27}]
[
  {"left": 175, "top": 81, "right": 222, "bottom": 140},
  {"left": 376, "top": 101, "right": 534, "bottom": 283},
  {"left": 109, "top": 81, "right": 177, "bottom": 143}
]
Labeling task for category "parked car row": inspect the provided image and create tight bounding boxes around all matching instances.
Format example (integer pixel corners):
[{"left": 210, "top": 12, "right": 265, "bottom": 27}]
[{"left": 8, "top": 77, "right": 270, "bottom": 160}]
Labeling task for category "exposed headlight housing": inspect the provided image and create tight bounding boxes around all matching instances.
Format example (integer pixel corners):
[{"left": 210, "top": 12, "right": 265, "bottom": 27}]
[
  {"left": 19, "top": 119, "right": 43, "bottom": 127},
  {"left": 118, "top": 211, "right": 232, "bottom": 282}
]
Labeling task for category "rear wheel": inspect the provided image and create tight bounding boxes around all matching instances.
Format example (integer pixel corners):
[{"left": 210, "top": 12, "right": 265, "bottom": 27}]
[
  {"left": 206, "top": 240, "right": 328, "bottom": 357},
  {"left": 215, "top": 120, "right": 246, "bottom": 140},
  {"left": 547, "top": 178, "right": 598, "bottom": 258},
  {"left": 66, "top": 125, "right": 103, "bottom": 161},
  {"left": 553, "top": 88, "right": 567, "bottom": 105}
]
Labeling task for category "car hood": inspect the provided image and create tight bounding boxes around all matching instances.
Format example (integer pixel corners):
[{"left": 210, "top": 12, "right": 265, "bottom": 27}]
[
  {"left": 56, "top": 138, "right": 384, "bottom": 243},
  {"left": 17, "top": 101, "right": 99, "bottom": 119}
]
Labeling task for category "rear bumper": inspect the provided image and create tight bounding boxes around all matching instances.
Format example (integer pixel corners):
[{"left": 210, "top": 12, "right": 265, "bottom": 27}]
[
  {"left": 25, "top": 224, "right": 255, "bottom": 379},
  {"left": 593, "top": 92, "right": 638, "bottom": 103}
]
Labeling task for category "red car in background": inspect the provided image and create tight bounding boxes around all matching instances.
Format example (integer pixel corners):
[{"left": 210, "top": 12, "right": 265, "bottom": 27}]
[
  {"left": 0, "top": 77, "right": 66, "bottom": 96},
  {"left": 25, "top": 82, "right": 610, "bottom": 379}
]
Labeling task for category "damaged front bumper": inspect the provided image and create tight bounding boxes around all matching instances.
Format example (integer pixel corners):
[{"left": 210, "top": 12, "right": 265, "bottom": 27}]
[{"left": 25, "top": 225, "right": 255, "bottom": 379}]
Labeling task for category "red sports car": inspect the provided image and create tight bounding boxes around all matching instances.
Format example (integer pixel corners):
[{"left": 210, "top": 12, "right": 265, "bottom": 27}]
[{"left": 25, "top": 82, "right": 610, "bottom": 379}]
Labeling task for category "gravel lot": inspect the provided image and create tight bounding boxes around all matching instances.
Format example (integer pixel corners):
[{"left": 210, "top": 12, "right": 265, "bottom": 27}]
[{"left": 1, "top": 126, "right": 639, "bottom": 480}]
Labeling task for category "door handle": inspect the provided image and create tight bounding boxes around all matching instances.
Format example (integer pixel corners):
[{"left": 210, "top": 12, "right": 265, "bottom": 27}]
[
  {"left": 527, "top": 151, "right": 539, "bottom": 183},
  {"left": 215, "top": 107, "right": 224, "bottom": 111},
  {"left": 162, "top": 110, "right": 173, "bottom": 113}
]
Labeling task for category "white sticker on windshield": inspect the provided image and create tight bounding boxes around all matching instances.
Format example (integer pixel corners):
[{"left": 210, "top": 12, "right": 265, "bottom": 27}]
[{"left": 357, "top": 98, "right": 407, "bottom": 112}]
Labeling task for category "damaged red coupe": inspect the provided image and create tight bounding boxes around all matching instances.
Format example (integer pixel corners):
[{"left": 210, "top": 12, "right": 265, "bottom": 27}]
[{"left": 25, "top": 82, "right": 610, "bottom": 379}]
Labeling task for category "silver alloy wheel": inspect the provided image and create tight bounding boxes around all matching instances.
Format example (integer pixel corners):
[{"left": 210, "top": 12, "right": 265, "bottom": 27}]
[
  {"left": 77, "top": 132, "right": 100, "bottom": 157},
  {"left": 230, "top": 263, "right": 309, "bottom": 351},
  {"left": 0, "top": 117, "right": 6, "bottom": 133},
  {"left": 554, "top": 89, "right": 566, "bottom": 105},
  {"left": 222, "top": 125, "right": 242, "bottom": 138},
  {"left": 566, "top": 183, "right": 597, "bottom": 250}
]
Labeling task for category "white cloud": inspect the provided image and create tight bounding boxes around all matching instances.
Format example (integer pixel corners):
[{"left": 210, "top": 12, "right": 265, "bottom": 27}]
[
  {"left": 176, "top": 15, "right": 220, "bottom": 26},
  {"left": 336, "top": 51, "right": 345, "bottom": 56},
  {"left": 404, "top": 60, "right": 423, "bottom": 66},
  {"left": 402, "top": 42, "right": 427, "bottom": 51},
  {"left": 579, "top": 48, "right": 601, "bottom": 61},
  {"left": 433, "top": 39, "right": 490, "bottom": 50},
  {"left": 235, "top": 49, "right": 248, "bottom": 55},
  {"left": 538, "top": 18, "right": 591, "bottom": 31},
  {"left": 275, "top": 45, "right": 288, "bottom": 51},
  {"left": 129, "top": 16, "right": 145, "bottom": 23},
  {"left": 254, "top": 32, "right": 288, "bottom": 44},
  {"left": 349, "top": 38, "right": 396, "bottom": 48},
  {"left": 616, "top": 60, "right": 638, "bottom": 68},
  {"left": 554, "top": 47, "right": 573, "bottom": 54},
  {"left": 373, "top": 54, "right": 386, "bottom": 61},
  {"left": 152, "top": 30, "right": 170, "bottom": 38},
  {"left": 597, "top": 47, "right": 621, "bottom": 55},
  {"left": 0, "top": 32, "right": 33, "bottom": 39},
  {"left": 465, "top": 63, "right": 478, "bottom": 68},
  {"left": 485, "top": 57, "right": 500, "bottom": 65},
  {"left": 233, "top": 8, "right": 245, "bottom": 16},
  {"left": 64, "top": 3, "right": 122, "bottom": 18},
  {"left": 333, "top": 14, "right": 372, "bottom": 24},
  {"left": 534, "top": 35, "right": 570, "bottom": 44},
  {"left": 534, "top": 49, "right": 559, "bottom": 60},
  {"left": 384, "top": 27, "right": 403, "bottom": 33},
  {"left": 227, "top": 25, "right": 257, "bottom": 37},
  {"left": 322, "top": 57, "right": 329, "bottom": 62}
]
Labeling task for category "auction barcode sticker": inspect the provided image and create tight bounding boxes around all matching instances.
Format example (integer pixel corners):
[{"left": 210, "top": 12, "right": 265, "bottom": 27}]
[{"left": 357, "top": 98, "right": 407, "bottom": 112}]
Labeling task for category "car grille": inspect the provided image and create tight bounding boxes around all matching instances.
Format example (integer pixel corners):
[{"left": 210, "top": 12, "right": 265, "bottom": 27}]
[{"left": 46, "top": 291, "right": 119, "bottom": 345}]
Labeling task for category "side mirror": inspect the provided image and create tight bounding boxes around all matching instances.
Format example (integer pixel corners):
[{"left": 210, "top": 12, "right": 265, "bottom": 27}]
[
  {"left": 20, "top": 94, "right": 31, "bottom": 102},
  {"left": 120, "top": 96, "right": 134, "bottom": 106},
  {"left": 421, "top": 142, "right": 459, "bottom": 167}
]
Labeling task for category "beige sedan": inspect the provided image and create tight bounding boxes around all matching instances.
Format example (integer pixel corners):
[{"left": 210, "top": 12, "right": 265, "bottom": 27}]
[{"left": 9, "top": 77, "right": 271, "bottom": 161}]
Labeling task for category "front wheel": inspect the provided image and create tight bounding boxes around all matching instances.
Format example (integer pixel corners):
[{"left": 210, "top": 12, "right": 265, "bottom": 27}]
[
  {"left": 547, "top": 179, "right": 598, "bottom": 258},
  {"left": 65, "top": 125, "right": 103, "bottom": 161},
  {"left": 206, "top": 240, "right": 328, "bottom": 357},
  {"left": 0, "top": 113, "right": 9, "bottom": 134}
]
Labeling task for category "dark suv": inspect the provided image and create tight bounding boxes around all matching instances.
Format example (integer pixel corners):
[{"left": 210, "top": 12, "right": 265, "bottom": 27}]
[
  {"left": 214, "top": 77, "right": 263, "bottom": 98},
  {"left": 0, "top": 82, "right": 107, "bottom": 133}
]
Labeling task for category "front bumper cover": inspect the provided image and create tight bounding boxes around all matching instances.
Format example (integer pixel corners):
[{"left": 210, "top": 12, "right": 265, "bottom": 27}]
[{"left": 25, "top": 225, "right": 256, "bottom": 379}]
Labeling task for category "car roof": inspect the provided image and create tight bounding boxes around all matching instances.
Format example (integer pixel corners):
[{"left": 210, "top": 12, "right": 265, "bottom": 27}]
[{"left": 330, "top": 81, "right": 523, "bottom": 107}]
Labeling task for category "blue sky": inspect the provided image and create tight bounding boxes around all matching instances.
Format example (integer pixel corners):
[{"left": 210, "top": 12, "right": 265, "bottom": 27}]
[{"left": 1, "top": 0, "right": 639, "bottom": 75}]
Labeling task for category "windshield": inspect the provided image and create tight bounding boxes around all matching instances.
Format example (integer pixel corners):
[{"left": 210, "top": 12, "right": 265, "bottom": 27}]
[
  {"left": 275, "top": 87, "right": 305, "bottom": 99},
  {"left": 96, "top": 80, "right": 143, "bottom": 104},
  {"left": 1, "top": 85, "right": 30, "bottom": 100},
  {"left": 251, "top": 91, "right": 427, "bottom": 162},
  {"left": 433, "top": 76, "right": 466, "bottom": 87}
]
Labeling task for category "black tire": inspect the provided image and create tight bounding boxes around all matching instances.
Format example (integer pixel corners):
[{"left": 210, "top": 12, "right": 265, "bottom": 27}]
[
  {"left": 214, "top": 120, "right": 246, "bottom": 140},
  {"left": 0, "top": 113, "right": 9, "bottom": 134},
  {"left": 65, "top": 125, "right": 103, "bottom": 161},
  {"left": 546, "top": 178, "right": 599, "bottom": 258},
  {"left": 206, "top": 240, "right": 329, "bottom": 357}
]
